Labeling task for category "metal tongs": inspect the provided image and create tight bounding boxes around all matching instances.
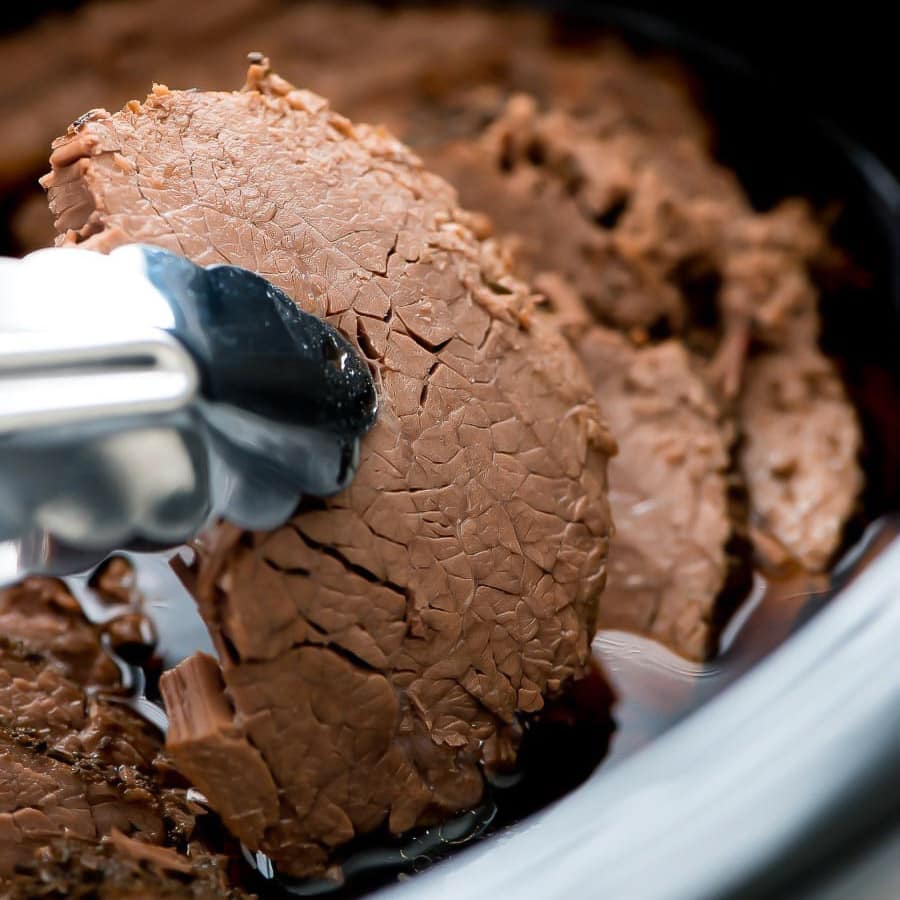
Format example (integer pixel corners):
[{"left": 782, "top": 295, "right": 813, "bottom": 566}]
[{"left": 0, "top": 244, "right": 377, "bottom": 585}]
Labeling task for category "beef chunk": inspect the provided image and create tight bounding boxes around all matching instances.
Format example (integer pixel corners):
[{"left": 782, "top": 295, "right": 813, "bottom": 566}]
[
  {"left": 740, "top": 349, "right": 862, "bottom": 570},
  {"left": 577, "top": 328, "right": 733, "bottom": 660},
  {"left": 163, "top": 652, "right": 278, "bottom": 851},
  {"left": 41, "top": 63, "right": 615, "bottom": 877}
]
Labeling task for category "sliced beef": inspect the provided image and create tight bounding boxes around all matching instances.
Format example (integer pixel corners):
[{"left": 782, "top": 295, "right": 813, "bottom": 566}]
[
  {"left": 0, "top": 642, "right": 159, "bottom": 770},
  {"left": 41, "top": 63, "right": 615, "bottom": 877},
  {"left": 0, "top": 580, "right": 165, "bottom": 878},
  {"left": 740, "top": 349, "right": 862, "bottom": 570},
  {"left": 424, "top": 91, "right": 828, "bottom": 369},
  {"left": 710, "top": 201, "right": 829, "bottom": 395},
  {"left": 428, "top": 98, "right": 687, "bottom": 336},
  {"left": 420, "top": 83, "right": 862, "bottom": 634},
  {"left": 0, "top": 734, "right": 164, "bottom": 876},
  {"left": 0, "top": 577, "right": 119, "bottom": 686},
  {"left": 11, "top": 0, "right": 860, "bottom": 660},
  {"left": 4, "top": 832, "right": 248, "bottom": 899},
  {"left": 0, "top": 2, "right": 870, "bottom": 891},
  {"left": 577, "top": 328, "right": 734, "bottom": 660},
  {"left": 0, "top": 577, "right": 240, "bottom": 892},
  {"left": 0, "top": 579, "right": 159, "bottom": 770}
]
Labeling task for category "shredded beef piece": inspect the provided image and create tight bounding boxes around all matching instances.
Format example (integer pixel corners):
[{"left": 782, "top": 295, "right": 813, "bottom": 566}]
[
  {"left": 0, "top": 641, "right": 158, "bottom": 770},
  {"left": 0, "top": 581, "right": 165, "bottom": 878},
  {"left": 0, "top": 577, "right": 242, "bottom": 893},
  {"left": 0, "top": 734, "right": 165, "bottom": 876}
]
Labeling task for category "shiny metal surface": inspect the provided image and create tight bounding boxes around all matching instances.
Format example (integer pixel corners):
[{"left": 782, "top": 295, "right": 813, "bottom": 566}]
[
  {"left": 0, "top": 331, "right": 198, "bottom": 433},
  {"left": 0, "top": 245, "right": 377, "bottom": 585},
  {"left": 0, "top": 247, "right": 198, "bottom": 433}
]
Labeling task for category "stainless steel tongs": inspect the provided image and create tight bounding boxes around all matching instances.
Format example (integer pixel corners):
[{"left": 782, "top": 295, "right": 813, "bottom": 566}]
[{"left": 0, "top": 244, "right": 377, "bottom": 585}]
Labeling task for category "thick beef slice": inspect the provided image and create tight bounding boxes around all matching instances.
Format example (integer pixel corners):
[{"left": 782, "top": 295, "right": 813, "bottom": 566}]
[
  {"left": 710, "top": 201, "right": 830, "bottom": 394},
  {"left": 424, "top": 91, "right": 828, "bottom": 362},
  {"left": 428, "top": 100, "right": 685, "bottom": 336},
  {"left": 5, "top": 833, "right": 247, "bottom": 899},
  {"left": 577, "top": 328, "right": 733, "bottom": 660},
  {"left": 740, "top": 349, "right": 862, "bottom": 570},
  {"left": 426, "top": 93, "right": 723, "bottom": 333},
  {"left": 42, "top": 65, "right": 614, "bottom": 876}
]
